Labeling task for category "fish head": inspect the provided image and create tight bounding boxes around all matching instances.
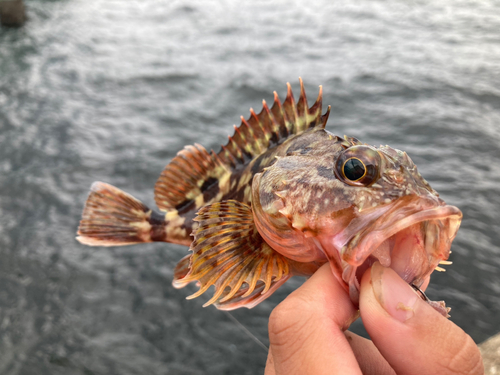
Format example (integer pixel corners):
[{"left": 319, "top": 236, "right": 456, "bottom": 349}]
[{"left": 251, "top": 133, "right": 462, "bottom": 306}]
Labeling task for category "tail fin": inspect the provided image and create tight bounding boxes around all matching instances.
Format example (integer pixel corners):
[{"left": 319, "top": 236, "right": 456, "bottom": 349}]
[{"left": 77, "top": 182, "right": 160, "bottom": 246}]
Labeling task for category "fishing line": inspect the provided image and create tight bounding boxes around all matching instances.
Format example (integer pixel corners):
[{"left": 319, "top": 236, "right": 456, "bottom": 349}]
[
  {"left": 225, "top": 311, "right": 269, "bottom": 353},
  {"left": 411, "top": 283, "right": 429, "bottom": 302}
]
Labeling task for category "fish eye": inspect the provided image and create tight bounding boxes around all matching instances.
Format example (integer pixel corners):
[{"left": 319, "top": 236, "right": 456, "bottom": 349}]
[
  {"left": 335, "top": 146, "right": 381, "bottom": 186},
  {"left": 343, "top": 158, "right": 366, "bottom": 181}
]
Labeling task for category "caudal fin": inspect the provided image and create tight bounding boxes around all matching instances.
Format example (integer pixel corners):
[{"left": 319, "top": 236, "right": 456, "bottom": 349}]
[{"left": 77, "top": 182, "right": 158, "bottom": 246}]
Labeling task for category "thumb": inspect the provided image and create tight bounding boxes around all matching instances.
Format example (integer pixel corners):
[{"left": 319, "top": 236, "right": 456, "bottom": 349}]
[{"left": 359, "top": 262, "right": 484, "bottom": 375}]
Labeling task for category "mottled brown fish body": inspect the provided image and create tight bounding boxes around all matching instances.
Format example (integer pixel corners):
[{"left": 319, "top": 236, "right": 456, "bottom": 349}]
[
  {"left": 77, "top": 80, "right": 461, "bottom": 314},
  {"left": 252, "top": 135, "right": 461, "bottom": 310}
]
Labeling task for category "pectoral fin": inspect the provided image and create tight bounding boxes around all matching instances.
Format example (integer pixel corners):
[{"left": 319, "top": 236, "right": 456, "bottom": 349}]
[{"left": 173, "top": 200, "right": 291, "bottom": 310}]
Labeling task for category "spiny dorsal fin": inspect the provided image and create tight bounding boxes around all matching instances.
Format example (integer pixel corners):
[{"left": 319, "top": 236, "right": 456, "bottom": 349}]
[
  {"left": 218, "top": 78, "right": 330, "bottom": 168},
  {"left": 154, "top": 143, "right": 230, "bottom": 212},
  {"left": 173, "top": 200, "right": 291, "bottom": 310},
  {"left": 154, "top": 80, "right": 330, "bottom": 211}
]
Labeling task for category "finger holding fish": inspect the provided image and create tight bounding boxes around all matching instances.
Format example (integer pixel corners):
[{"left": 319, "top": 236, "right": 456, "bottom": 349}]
[
  {"left": 266, "top": 264, "right": 362, "bottom": 375},
  {"left": 359, "top": 262, "right": 484, "bottom": 375},
  {"left": 265, "top": 261, "right": 482, "bottom": 375},
  {"left": 265, "top": 263, "right": 417, "bottom": 375}
]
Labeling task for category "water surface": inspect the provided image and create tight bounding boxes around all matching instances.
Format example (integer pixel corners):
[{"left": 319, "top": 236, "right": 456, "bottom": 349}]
[{"left": 1, "top": 0, "right": 500, "bottom": 374}]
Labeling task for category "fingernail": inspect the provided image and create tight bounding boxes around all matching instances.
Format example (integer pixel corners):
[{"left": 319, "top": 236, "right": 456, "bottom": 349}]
[{"left": 371, "top": 262, "right": 420, "bottom": 322}]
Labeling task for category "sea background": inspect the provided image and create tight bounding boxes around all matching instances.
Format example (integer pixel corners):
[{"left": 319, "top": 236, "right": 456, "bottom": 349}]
[{"left": 1, "top": 0, "right": 499, "bottom": 374}]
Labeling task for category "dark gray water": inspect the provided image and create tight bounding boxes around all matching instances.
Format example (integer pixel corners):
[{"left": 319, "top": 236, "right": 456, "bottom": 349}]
[{"left": 1, "top": 0, "right": 499, "bottom": 374}]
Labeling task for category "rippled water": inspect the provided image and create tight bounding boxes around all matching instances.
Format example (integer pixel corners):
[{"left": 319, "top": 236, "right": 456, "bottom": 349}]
[{"left": 1, "top": 0, "right": 499, "bottom": 374}]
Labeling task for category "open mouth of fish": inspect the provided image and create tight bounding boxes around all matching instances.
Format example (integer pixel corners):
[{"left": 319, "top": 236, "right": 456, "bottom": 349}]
[{"left": 328, "top": 196, "right": 462, "bottom": 314}]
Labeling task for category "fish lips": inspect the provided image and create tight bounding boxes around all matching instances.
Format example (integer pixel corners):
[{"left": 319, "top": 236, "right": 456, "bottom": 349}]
[{"left": 324, "top": 196, "right": 462, "bottom": 304}]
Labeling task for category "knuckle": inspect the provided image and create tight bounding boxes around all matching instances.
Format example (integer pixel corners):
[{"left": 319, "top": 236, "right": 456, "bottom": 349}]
[
  {"left": 268, "top": 297, "right": 315, "bottom": 367},
  {"left": 268, "top": 293, "right": 316, "bottom": 344},
  {"left": 440, "top": 330, "right": 484, "bottom": 375}
]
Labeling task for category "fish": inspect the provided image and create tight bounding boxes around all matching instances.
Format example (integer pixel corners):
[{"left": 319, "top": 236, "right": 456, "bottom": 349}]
[{"left": 76, "top": 79, "right": 462, "bottom": 315}]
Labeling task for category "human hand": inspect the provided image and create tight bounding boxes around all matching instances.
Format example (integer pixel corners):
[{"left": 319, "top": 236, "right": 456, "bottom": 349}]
[{"left": 265, "top": 262, "right": 483, "bottom": 375}]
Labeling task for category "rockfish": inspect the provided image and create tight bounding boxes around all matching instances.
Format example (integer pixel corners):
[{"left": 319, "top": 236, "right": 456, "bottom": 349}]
[{"left": 77, "top": 79, "right": 462, "bottom": 315}]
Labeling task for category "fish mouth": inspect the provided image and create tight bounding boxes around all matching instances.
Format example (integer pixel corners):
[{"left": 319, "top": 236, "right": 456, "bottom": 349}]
[{"left": 328, "top": 196, "right": 462, "bottom": 310}]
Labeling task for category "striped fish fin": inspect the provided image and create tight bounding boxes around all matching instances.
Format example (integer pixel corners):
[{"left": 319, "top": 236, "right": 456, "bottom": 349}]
[
  {"left": 173, "top": 200, "right": 291, "bottom": 310},
  {"left": 154, "top": 79, "right": 330, "bottom": 211},
  {"left": 218, "top": 78, "right": 330, "bottom": 168},
  {"left": 154, "top": 143, "right": 231, "bottom": 212},
  {"left": 77, "top": 182, "right": 158, "bottom": 246}
]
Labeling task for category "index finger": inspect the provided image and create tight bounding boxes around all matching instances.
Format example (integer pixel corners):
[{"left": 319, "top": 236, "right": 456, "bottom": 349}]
[{"left": 266, "top": 263, "right": 361, "bottom": 375}]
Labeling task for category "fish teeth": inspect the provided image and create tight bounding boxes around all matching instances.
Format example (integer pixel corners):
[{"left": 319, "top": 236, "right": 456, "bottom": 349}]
[{"left": 438, "top": 260, "right": 453, "bottom": 265}]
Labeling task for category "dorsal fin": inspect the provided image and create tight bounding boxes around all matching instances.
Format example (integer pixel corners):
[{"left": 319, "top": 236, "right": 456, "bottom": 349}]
[
  {"left": 218, "top": 78, "right": 330, "bottom": 168},
  {"left": 154, "top": 144, "right": 230, "bottom": 211},
  {"left": 154, "top": 79, "right": 330, "bottom": 211}
]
